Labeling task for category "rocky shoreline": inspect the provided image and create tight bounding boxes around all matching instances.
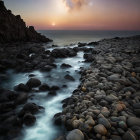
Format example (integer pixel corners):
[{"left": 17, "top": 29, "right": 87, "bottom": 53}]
[
  {"left": 54, "top": 36, "right": 140, "bottom": 140},
  {"left": 0, "top": 1, "right": 52, "bottom": 43},
  {"left": 0, "top": 35, "right": 140, "bottom": 140},
  {"left": 0, "top": 1, "right": 140, "bottom": 140},
  {"left": 0, "top": 39, "right": 96, "bottom": 139}
]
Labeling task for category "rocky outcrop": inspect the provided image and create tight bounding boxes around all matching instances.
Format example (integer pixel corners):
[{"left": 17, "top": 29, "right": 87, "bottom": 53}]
[{"left": 0, "top": 1, "right": 52, "bottom": 43}]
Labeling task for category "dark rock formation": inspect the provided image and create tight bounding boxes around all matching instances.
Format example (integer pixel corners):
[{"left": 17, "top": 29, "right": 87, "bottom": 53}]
[{"left": 0, "top": 1, "right": 52, "bottom": 43}]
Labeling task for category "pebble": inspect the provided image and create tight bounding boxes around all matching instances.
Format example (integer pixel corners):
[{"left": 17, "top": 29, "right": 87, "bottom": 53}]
[
  {"left": 98, "top": 117, "right": 111, "bottom": 129},
  {"left": 127, "top": 117, "right": 140, "bottom": 127},
  {"left": 123, "top": 129, "right": 137, "bottom": 140},
  {"left": 94, "top": 124, "right": 107, "bottom": 135}
]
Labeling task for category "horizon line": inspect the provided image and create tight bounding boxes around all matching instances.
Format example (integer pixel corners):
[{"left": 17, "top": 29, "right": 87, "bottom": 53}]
[{"left": 37, "top": 29, "right": 140, "bottom": 31}]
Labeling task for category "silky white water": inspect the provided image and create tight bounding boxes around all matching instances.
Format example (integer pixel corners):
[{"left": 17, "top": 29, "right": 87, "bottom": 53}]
[{"left": 1, "top": 46, "right": 90, "bottom": 140}]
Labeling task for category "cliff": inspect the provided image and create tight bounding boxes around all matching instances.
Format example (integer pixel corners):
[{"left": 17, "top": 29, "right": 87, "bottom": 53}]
[{"left": 0, "top": 1, "right": 52, "bottom": 43}]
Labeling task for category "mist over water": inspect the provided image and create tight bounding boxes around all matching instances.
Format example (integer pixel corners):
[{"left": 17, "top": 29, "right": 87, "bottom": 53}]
[
  {"left": 1, "top": 47, "right": 90, "bottom": 140},
  {"left": 39, "top": 30, "right": 140, "bottom": 46}
]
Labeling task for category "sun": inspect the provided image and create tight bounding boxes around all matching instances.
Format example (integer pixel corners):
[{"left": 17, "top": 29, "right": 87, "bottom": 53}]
[{"left": 52, "top": 22, "right": 56, "bottom": 26}]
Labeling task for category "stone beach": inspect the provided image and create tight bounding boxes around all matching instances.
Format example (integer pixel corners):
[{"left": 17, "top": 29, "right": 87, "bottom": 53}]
[{"left": 55, "top": 36, "right": 140, "bottom": 140}]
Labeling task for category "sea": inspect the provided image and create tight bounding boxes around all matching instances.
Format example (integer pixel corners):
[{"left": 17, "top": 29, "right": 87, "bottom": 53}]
[{"left": 39, "top": 30, "right": 140, "bottom": 46}]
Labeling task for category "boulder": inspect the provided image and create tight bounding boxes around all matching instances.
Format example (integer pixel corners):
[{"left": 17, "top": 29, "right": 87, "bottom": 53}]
[
  {"left": 78, "top": 42, "right": 87, "bottom": 47},
  {"left": 66, "top": 129, "right": 84, "bottom": 140},
  {"left": 26, "top": 78, "right": 41, "bottom": 88},
  {"left": 48, "top": 91, "right": 57, "bottom": 96},
  {"left": 23, "top": 113, "right": 36, "bottom": 126},
  {"left": 50, "top": 86, "right": 60, "bottom": 90},
  {"left": 22, "top": 103, "right": 39, "bottom": 114},
  {"left": 51, "top": 48, "right": 77, "bottom": 58},
  {"left": 14, "top": 83, "right": 29, "bottom": 92},
  {"left": 61, "top": 63, "right": 72, "bottom": 68},
  {"left": 39, "top": 84, "right": 50, "bottom": 91},
  {"left": 64, "top": 74, "right": 75, "bottom": 81}
]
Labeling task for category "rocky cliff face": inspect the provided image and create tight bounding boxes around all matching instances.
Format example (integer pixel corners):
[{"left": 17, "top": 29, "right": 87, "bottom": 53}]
[{"left": 0, "top": 1, "right": 52, "bottom": 43}]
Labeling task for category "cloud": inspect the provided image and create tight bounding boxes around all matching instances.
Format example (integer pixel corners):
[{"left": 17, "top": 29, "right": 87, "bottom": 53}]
[{"left": 63, "top": 0, "right": 90, "bottom": 10}]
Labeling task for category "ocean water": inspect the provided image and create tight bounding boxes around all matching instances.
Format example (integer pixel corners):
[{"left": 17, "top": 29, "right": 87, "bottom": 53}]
[
  {"left": 1, "top": 47, "right": 90, "bottom": 140},
  {"left": 39, "top": 30, "right": 140, "bottom": 46}
]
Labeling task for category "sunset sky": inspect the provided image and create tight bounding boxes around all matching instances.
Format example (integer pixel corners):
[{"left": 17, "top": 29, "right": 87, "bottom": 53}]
[{"left": 4, "top": 0, "right": 140, "bottom": 30}]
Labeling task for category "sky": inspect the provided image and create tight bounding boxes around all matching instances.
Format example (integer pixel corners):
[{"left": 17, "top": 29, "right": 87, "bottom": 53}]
[{"left": 4, "top": 0, "right": 140, "bottom": 30}]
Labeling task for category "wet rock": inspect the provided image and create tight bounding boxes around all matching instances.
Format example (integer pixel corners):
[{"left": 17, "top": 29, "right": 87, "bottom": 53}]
[
  {"left": 14, "top": 83, "right": 30, "bottom": 92},
  {"left": 48, "top": 91, "right": 57, "bottom": 96},
  {"left": 127, "top": 117, "right": 140, "bottom": 127},
  {"left": 98, "top": 117, "right": 111, "bottom": 129},
  {"left": 22, "top": 103, "right": 39, "bottom": 114},
  {"left": 78, "top": 42, "right": 87, "bottom": 47},
  {"left": 105, "top": 94, "right": 118, "bottom": 103},
  {"left": 84, "top": 53, "right": 93, "bottom": 62},
  {"left": 41, "top": 65, "right": 54, "bottom": 71},
  {"left": 112, "top": 102, "right": 126, "bottom": 112},
  {"left": 51, "top": 48, "right": 77, "bottom": 58},
  {"left": 123, "top": 129, "right": 137, "bottom": 140},
  {"left": 85, "top": 116, "right": 95, "bottom": 126},
  {"left": 66, "top": 129, "right": 84, "bottom": 140},
  {"left": 101, "top": 107, "right": 110, "bottom": 117},
  {"left": 50, "top": 86, "right": 60, "bottom": 91},
  {"left": 62, "top": 85, "right": 67, "bottom": 88},
  {"left": 134, "top": 67, "right": 140, "bottom": 73},
  {"left": 107, "top": 74, "right": 120, "bottom": 81},
  {"left": 0, "top": 102, "right": 14, "bottom": 113},
  {"left": 26, "top": 78, "right": 41, "bottom": 88},
  {"left": 28, "top": 74, "right": 35, "bottom": 77},
  {"left": 118, "top": 121, "right": 127, "bottom": 130},
  {"left": 94, "top": 124, "right": 107, "bottom": 135},
  {"left": 111, "top": 135, "right": 122, "bottom": 140},
  {"left": 81, "top": 87, "right": 86, "bottom": 92},
  {"left": 61, "top": 63, "right": 72, "bottom": 68},
  {"left": 64, "top": 74, "right": 75, "bottom": 81},
  {"left": 14, "top": 93, "right": 28, "bottom": 105},
  {"left": 122, "top": 87, "right": 136, "bottom": 93},
  {"left": 87, "top": 42, "right": 99, "bottom": 46},
  {"left": 39, "top": 84, "right": 50, "bottom": 91},
  {"left": 129, "top": 77, "right": 139, "bottom": 84},
  {"left": 54, "top": 113, "right": 62, "bottom": 125},
  {"left": 23, "top": 113, "right": 36, "bottom": 126}
]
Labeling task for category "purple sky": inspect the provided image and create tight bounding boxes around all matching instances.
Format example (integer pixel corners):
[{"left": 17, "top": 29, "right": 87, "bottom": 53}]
[{"left": 4, "top": 0, "right": 140, "bottom": 30}]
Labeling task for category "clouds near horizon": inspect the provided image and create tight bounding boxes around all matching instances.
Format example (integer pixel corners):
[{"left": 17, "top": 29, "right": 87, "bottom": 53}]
[{"left": 63, "top": 0, "right": 90, "bottom": 10}]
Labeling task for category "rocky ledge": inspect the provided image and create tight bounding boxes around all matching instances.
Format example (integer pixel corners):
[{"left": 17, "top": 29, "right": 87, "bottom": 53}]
[
  {"left": 55, "top": 36, "right": 140, "bottom": 140},
  {"left": 0, "top": 0, "right": 52, "bottom": 43}
]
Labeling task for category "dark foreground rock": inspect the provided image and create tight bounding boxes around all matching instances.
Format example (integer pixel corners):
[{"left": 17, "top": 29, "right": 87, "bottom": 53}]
[
  {"left": 26, "top": 78, "right": 41, "bottom": 88},
  {"left": 0, "top": 87, "right": 43, "bottom": 139},
  {"left": 0, "top": 1, "right": 52, "bottom": 43},
  {"left": 55, "top": 35, "right": 140, "bottom": 140},
  {"left": 64, "top": 74, "right": 75, "bottom": 81}
]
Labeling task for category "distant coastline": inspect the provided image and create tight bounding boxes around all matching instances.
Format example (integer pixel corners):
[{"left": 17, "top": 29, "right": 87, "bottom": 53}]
[{"left": 39, "top": 30, "right": 140, "bottom": 46}]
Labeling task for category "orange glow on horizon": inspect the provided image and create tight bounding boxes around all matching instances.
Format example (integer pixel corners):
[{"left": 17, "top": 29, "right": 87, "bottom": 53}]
[{"left": 5, "top": 0, "right": 140, "bottom": 31}]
